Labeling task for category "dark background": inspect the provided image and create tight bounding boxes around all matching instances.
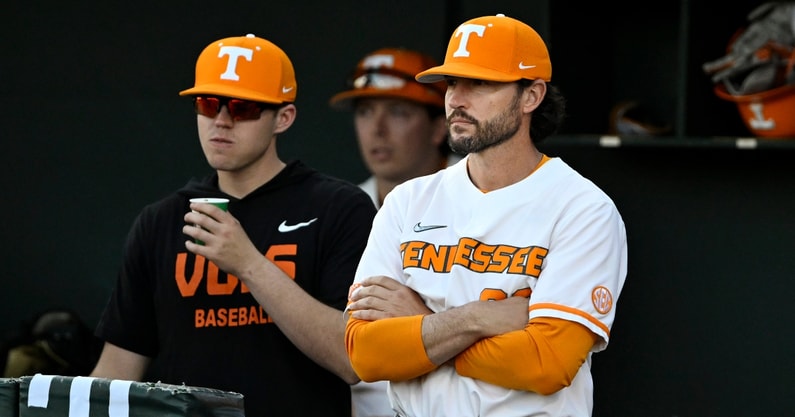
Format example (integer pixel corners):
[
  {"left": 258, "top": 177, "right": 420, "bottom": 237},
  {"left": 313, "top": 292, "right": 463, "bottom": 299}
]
[{"left": 4, "top": 1, "right": 794, "bottom": 416}]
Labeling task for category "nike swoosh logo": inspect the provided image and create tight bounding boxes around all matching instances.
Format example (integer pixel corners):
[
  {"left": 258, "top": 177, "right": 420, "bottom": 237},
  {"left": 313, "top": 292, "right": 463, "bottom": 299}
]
[
  {"left": 278, "top": 218, "right": 317, "bottom": 233},
  {"left": 282, "top": 86, "right": 294, "bottom": 93},
  {"left": 518, "top": 62, "right": 536, "bottom": 70},
  {"left": 413, "top": 222, "right": 447, "bottom": 233}
]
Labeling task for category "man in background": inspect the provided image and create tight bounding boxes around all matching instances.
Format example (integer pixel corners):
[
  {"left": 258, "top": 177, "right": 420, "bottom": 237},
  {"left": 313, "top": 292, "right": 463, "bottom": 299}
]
[{"left": 330, "top": 47, "right": 461, "bottom": 210}]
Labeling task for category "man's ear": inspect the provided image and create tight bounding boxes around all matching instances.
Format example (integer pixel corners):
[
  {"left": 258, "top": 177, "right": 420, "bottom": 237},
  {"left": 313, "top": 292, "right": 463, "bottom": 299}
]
[
  {"left": 274, "top": 104, "right": 297, "bottom": 134},
  {"left": 523, "top": 80, "right": 547, "bottom": 114}
]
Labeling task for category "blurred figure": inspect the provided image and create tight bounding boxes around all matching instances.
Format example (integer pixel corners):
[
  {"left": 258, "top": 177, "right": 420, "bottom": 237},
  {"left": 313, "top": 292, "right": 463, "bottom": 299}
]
[
  {"left": 2, "top": 309, "right": 101, "bottom": 378},
  {"left": 330, "top": 47, "right": 461, "bottom": 210}
]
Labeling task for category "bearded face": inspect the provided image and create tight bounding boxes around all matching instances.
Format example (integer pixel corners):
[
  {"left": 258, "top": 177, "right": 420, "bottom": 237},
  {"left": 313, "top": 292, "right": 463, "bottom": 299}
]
[{"left": 447, "top": 86, "right": 523, "bottom": 154}]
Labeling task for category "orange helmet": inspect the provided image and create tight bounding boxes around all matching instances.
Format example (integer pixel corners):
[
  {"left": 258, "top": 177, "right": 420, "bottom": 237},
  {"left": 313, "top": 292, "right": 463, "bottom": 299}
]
[
  {"left": 712, "top": 30, "right": 795, "bottom": 138},
  {"left": 704, "top": 3, "right": 795, "bottom": 138},
  {"left": 714, "top": 82, "right": 795, "bottom": 138}
]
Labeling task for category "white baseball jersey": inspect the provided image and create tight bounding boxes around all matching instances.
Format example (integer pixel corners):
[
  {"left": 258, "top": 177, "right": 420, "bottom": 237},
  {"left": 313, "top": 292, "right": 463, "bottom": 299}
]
[{"left": 352, "top": 155, "right": 627, "bottom": 417}]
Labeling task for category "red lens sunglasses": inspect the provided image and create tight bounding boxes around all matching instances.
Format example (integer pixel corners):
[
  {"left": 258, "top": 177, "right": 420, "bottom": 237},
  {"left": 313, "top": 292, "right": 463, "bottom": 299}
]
[{"left": 193, "top": 96, "right": 274, "bottom": 121}]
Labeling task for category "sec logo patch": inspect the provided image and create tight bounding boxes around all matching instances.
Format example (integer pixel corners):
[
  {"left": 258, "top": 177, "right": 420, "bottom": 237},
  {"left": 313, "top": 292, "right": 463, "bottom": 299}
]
[{"left": 591, "top": 286, "right": 613, "bottom": 314}]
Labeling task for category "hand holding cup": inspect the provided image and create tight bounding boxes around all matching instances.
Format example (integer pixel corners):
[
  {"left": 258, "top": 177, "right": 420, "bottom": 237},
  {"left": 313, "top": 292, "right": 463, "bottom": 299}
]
[{"left": 189, "top": 198, "right": 229, "bottom": 245}]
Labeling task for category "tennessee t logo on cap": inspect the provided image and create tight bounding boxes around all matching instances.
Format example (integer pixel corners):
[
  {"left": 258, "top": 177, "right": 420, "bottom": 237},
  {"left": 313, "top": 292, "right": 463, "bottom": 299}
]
[
  {"left": 218, "top": 46, "right": 254, "bottom": 81},
  {"left": 452, "top": 24, "right": 487, "bottom": 57},
  {"left": 179, "top": 34, "right": 297, "bottom": 104},
  {"left": 416, "top": 14, "right": 552, "bottom": 83}
]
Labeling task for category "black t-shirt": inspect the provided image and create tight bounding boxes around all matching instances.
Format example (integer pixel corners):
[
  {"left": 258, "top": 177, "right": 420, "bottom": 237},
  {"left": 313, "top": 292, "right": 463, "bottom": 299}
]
[{"left": 96, "top": 161, "right": 377, "bottom": 416}]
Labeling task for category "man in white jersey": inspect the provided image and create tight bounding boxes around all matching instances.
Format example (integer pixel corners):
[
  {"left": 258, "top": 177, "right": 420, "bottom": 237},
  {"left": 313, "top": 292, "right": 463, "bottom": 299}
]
[{"left": 344, "top": 14, "right": 628, "bottom": 417}]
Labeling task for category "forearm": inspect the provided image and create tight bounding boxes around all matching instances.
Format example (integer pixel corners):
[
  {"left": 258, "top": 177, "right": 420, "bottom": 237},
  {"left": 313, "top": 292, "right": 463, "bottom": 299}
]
[
  {"left": 238, "top": 256, "right": 358, "bottom": 384},
  {"left": 420, "top": 303, "right": 493, "bottom": 365},
  {"left": 346, "top": 315, "right": 436, "bottom": 381},
  {"left": 90, "top": 342, "right": 151, "bottom": 381},
  {"left": 455, "top": 317, "right": 599, "bottom": 394}
]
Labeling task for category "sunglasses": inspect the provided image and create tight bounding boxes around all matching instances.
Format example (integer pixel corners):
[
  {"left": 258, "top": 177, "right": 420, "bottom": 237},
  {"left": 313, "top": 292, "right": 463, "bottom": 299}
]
[
  {"left": 193, "top": 96, "right": 275, "bottom": 121},
  {"left": 347, "top": 68, "right": 446, "bottom": 96}
]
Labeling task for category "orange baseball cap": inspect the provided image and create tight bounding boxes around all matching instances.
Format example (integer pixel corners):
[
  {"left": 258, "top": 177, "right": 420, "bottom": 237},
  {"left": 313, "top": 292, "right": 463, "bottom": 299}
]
[
  {"left": 179, "top": 34, "right": 297, "bottom": 104},
  {"left": 329, "top": 48, "right": 446, "bottom": 110},
  {"left": 416, "top": 14, "right": 551, "bottom": 84}
]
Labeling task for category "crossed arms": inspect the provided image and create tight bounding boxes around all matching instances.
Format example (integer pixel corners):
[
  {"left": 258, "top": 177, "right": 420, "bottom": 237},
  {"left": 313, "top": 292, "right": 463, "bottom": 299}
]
[{"left": 344, "top": 276, "right": 599, "bottom": 395}]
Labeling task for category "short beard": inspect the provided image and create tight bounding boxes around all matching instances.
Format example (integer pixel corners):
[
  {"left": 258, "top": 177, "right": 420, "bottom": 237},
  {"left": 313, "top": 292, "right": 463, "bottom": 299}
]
[{"left": 447, "top": 90, "right": 523, "bottom": 154}]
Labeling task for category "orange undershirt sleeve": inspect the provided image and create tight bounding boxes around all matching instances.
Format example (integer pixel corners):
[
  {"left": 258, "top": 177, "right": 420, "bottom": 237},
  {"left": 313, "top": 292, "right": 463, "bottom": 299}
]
[
  {"left": 345, "top": 315, "right": 438, "bottom": 382},
  {"left": 454, "top": 316, "right": 600, "bottom": 395}
]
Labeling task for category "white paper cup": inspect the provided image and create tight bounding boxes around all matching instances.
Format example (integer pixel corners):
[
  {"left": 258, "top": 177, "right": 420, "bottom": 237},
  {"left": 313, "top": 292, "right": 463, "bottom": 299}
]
[{"left": 189, "top": 198, "right": 229, "bottom": 244}]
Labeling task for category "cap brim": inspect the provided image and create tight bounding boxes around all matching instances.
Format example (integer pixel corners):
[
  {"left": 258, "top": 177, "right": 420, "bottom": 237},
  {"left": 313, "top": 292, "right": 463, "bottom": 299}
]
[
  {"left": 179, "top": 84, "right": 286, "bottom": 104},
  {"left": 416, "top": 63, "right": 523, "bottom": 83},
  {"left": 328, "top": 87, "right": 444, "bottom": 110}
]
